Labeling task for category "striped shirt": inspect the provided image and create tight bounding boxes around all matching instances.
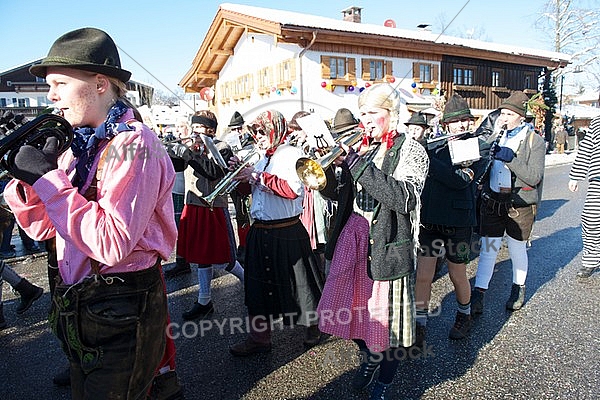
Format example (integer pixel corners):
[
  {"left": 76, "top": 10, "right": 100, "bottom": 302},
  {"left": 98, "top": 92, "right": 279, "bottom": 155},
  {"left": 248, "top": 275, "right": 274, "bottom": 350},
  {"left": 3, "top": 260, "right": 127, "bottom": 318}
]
[{"left": 570, "top": 115, "right": 600, "bottom": 181}]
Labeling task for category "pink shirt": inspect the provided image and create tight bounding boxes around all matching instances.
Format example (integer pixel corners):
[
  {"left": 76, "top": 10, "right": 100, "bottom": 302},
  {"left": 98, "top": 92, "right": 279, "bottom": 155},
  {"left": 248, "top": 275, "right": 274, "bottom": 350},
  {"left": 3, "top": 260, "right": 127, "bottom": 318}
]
[{"left": 4, "top": 110, "right": 177, "bottom": 284}]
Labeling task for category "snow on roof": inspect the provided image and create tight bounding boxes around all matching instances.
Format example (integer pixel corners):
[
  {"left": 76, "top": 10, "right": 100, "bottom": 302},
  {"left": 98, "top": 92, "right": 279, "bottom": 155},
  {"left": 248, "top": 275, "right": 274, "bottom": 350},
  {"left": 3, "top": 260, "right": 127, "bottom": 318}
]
[
  {"left": 220, "top": 3, "right": 571, "bottom": 63},
  {"left": 573, "top": 92, "right": 600, "bottom": 103},
  {"left": 562, "top": 104, "right": 600, "bottom": 119}
]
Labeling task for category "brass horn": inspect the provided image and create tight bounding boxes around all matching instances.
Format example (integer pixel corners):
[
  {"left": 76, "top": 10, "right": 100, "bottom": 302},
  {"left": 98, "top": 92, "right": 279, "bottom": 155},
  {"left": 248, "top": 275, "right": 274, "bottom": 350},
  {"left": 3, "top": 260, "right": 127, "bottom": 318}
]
[
  {"left": 0, "top": 110, "right": 73, "bottom": 176},
  {"left": 295, "top": 129, "right": 363, "bottom": 190},
  {"left": 200, "top": 149, "right": 261, "bottom": 208}
]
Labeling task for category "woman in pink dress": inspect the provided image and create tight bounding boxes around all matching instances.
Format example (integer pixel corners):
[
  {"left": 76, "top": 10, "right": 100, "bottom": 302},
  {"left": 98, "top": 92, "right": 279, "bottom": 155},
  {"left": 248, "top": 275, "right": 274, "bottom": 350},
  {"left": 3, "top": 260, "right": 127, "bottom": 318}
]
[{"left": 317, "top": 83, "right": 429, "bottom": 400}]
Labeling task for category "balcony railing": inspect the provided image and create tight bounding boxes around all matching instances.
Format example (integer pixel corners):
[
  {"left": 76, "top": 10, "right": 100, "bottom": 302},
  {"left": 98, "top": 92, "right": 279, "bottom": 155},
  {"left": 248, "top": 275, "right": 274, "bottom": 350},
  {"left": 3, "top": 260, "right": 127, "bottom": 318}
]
[{"left": 0, "top": 106, "right": 50, "bottom": 119}]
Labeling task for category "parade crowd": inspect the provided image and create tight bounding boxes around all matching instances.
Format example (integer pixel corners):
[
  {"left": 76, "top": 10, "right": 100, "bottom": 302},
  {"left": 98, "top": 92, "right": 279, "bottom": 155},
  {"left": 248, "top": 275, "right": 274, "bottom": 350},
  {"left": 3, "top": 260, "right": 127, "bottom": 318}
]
[{"left": 1, "top": 27, "right": 598, "bottom": 400}]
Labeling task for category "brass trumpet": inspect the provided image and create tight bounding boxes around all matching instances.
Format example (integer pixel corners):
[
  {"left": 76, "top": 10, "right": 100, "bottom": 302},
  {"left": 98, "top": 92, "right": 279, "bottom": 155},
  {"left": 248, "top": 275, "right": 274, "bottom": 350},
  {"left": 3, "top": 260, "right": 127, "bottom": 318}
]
[
  {"left": 0, "top": 109, "right": 73, "bottom": 176},
  {"left": 295, "top": 129, "right": 363, "bottom": 190},
  {"left": 200, "top": 150, "right": 261, "bottom": 208}
]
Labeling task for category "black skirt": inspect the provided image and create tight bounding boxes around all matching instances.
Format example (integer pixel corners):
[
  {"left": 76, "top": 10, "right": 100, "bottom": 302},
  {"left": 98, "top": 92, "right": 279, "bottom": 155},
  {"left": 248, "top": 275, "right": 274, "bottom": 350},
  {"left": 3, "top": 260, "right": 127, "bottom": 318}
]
[{"left": 244, "top": 217, "right": 323, "bottom": 326}]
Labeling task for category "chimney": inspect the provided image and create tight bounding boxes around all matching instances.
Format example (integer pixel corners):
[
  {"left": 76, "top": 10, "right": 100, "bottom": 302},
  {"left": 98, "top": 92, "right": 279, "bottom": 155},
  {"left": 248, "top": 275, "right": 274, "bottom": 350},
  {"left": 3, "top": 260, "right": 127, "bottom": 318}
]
[{"left": 341, "top": 6, "right": 362, "bottom": 23}]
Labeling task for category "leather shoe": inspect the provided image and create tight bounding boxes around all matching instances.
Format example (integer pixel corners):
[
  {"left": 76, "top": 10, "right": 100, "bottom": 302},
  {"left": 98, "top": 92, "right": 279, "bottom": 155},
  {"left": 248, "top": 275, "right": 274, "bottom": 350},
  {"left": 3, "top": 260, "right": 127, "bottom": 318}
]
[
  {"left": 576, "top": 267, "right": 597, "bottom": 279},
  {"left": 182, "top": 301, "right": 214, "bottom": 320},
  {"left": 303, "top": 325, "right": 322, "bottom": 347},
  {"left": 229, "top": 338, "right": 272, "bottom": 357}
]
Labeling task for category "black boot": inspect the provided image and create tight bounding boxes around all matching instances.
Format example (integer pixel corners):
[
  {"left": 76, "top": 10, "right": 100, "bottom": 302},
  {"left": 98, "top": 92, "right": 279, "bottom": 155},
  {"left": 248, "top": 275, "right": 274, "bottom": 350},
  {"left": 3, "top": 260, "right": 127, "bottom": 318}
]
[
  {"left": 0, "top": 303, "right": 6, "bottom": 330},
  {"left": 164, "top": 258, "right": 191, "bottom": 279},
  {"left": 352, "top": 352, "right": 381, "bottom": 391},
  {"left": 506, "top": 283, "right": 525, "bottom": 311},
  {"left": 14, "top": 278, "right": 43, "bottom": 314}
]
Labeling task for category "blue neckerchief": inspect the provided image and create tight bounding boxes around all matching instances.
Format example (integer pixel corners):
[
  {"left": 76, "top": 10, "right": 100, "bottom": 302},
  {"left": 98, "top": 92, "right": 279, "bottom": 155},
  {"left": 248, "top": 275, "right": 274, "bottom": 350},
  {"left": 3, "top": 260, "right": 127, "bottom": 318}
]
[
  {"left": 71, "top": 100, "right": 133, "bottom": 191},
  {"left": 505, "top": 123, "right": 527, "bottom": 138}
]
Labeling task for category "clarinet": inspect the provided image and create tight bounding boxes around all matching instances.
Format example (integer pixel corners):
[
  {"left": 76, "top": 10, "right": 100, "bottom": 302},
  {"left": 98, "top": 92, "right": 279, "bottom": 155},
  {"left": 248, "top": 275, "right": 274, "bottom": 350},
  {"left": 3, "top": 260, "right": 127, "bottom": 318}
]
[{"left": 475, "top": 124, "right": 507, "bottom": 187}]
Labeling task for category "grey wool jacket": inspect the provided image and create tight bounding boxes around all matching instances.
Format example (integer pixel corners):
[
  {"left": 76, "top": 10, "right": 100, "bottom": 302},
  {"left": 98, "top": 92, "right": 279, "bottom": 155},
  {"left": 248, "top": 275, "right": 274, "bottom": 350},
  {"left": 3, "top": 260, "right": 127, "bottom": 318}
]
[
  {"left": 349, "top": 135, "right": 428, "bottom": 281},
  {"left": 484, "top": 125, "right": 546, "bottom": 207}
]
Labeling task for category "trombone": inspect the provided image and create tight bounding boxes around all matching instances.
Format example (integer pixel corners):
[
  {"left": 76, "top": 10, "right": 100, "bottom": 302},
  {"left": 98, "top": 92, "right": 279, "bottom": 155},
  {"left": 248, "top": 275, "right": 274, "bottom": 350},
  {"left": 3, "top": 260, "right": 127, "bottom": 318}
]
[
  {"left": 295, "top": 129, "right": 363, "bottom": 190},
  {"left": 200, "top": 149, "right": 261, "bottom": 208}
]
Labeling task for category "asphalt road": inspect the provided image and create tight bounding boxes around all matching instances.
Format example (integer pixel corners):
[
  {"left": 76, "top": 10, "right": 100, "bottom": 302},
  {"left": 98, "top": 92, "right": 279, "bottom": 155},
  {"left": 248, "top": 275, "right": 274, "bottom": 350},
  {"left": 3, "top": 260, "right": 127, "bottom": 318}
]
[{"left": 1, "top": 161, "right": 599, "bottom": 400}]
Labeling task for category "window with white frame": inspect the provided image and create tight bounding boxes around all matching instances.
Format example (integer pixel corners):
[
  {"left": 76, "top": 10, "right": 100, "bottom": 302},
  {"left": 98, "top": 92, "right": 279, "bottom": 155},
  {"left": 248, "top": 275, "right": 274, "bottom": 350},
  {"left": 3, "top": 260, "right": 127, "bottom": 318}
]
[
  {"left": 453, "top": 67, "right": 474, "bottom": 85},
  {"left": 329, "top": 57, "right": 346, "bottom": 79},
  {"left": 492, "top": 70, "right": 503, "bottom": 87},
  {"left": 420, "top": 64, "right": 431, "bottom": 82}
]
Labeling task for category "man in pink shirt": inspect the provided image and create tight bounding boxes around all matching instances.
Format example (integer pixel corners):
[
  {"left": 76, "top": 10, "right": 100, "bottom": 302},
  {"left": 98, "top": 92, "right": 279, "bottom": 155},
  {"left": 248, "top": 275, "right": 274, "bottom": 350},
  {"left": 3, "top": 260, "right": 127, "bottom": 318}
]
[{"left": 4, "top": 28, "right": 177, "bottom": 399}]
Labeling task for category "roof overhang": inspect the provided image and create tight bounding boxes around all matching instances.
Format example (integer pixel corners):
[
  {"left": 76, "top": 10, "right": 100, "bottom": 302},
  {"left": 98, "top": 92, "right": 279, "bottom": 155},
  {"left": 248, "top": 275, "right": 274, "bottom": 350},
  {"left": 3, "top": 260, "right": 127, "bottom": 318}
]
[{"left": 180, "top": 7, "right": 570, "bottom": 93}]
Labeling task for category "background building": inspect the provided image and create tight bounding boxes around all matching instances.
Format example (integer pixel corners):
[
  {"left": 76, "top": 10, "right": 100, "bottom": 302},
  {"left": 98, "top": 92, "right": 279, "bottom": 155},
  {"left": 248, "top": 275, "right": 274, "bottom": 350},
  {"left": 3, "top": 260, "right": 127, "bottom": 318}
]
[{"left": 179, "top": 4, "right": 571, "bottom": 135}]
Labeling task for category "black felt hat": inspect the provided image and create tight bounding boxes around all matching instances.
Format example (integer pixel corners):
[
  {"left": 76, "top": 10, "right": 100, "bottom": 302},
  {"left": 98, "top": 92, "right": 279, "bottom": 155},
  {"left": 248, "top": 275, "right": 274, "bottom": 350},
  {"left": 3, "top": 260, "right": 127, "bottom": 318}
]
[
  {"left": 29, "top": 27, "right": 131, "bottom": 83},
  {"left": 331, "top": 108, "right": 359, "bottom": 134},
  {"left": 228, "top": 111, "right": 244, "bottom": 127},
  {"left": 404, "top": 112, "right": 429, "bottom": 127}
]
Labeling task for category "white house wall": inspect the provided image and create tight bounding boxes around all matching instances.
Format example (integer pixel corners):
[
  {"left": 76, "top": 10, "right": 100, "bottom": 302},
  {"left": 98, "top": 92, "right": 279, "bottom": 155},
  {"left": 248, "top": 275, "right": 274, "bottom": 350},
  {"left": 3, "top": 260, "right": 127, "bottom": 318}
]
[
  {"left": 0, "top": 91, "right": 52, "bottom": 108},
  {"left": 215, "top": 33, "right": 440, "bottom": 136}
]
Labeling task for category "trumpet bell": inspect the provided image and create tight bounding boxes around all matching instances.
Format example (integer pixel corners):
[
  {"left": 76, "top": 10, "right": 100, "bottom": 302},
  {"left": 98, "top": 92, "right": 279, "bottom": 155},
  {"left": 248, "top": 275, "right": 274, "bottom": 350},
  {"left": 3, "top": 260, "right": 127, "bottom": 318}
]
[
  {"left": 295, "top": 128, "right": 363, "bottom": 190},
  {"left": 295, "top": 157, "right": 327, "bottom": 190}
]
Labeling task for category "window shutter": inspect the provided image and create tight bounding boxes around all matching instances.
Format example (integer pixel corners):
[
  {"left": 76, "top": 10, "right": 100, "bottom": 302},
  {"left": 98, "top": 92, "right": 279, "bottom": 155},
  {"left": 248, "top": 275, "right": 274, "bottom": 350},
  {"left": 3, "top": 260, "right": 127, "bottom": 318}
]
[
  {"left": 289, "top": 59, "right": 296, "bottom": 81},
  {"left": 432, "top": 64, "right": 439, "bottom": 83},
  {"left": 347, "top": 58, "right": 356, "bottom": 80},
  {"left": 413, "top": 62, "right": 420, "bottom": 80},
  {"left": 268, "top": 66, "right": 274, "bottom": 86},
  {"left": 248, "top": 73, "right": 254, "bottom": 94},
  {"left": 321, "top": 56, "right": 331, "bottom": 79},
  {"left": 362, "top": 58, "right": 370, "bottom": 80},
  {"left": 385, "top": 60, "right": 393, "bottom": 77}
]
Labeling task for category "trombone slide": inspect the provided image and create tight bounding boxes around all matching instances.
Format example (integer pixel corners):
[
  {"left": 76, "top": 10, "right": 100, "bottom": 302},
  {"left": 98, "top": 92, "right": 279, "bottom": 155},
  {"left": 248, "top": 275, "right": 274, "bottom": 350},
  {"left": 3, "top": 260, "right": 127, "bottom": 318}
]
[{"left": 200, "top": 150, "right": 260, "bottom": 208}]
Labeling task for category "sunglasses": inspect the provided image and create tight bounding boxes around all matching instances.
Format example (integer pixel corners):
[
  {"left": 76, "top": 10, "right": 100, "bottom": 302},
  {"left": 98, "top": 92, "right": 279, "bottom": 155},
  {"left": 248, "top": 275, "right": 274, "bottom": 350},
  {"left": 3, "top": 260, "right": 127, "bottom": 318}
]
[{"left": 248, "top": 125, "right": 267, "bottom": 137}]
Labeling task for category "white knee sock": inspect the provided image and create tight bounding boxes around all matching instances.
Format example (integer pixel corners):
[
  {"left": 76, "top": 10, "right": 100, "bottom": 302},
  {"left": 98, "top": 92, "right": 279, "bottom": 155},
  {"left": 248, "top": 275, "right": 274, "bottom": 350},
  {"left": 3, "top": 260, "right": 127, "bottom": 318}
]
[
  {"left": 196, "top": 265, "right": 213, "bottom": 305},
  {"left": 506, "top": 236, "right": 528, "bottom": 286},
  {"left": 475, "top": 237, "right": 502, "bottom": 290}
]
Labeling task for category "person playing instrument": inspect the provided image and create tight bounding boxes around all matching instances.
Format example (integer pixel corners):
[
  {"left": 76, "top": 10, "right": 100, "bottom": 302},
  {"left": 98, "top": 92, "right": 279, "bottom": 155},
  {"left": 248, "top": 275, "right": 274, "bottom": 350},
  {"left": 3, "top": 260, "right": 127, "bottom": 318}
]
[
  {"left": 170, "top": 110, "right": 244, "bottom": 320},
  {"left": 316, "top": 83, "right": 429, "bottom": 400},
  {"left": 414, "top": 94, "right": 486, "bottom": 344},
  {"left": 289, "top": 110, "right": 332, "bottom": 281},
  {"left": 163, "top": 117, "right": 194, "bottom": 278},
  {"left": 3, "top": 27, "right": 178, "bottom": 398},
  {"left": 228, "top": 109, "right": 324, "bottom": 356},
  {"left": 471, "top": 91, "right": 546, "bottom": 313},
  {"left": 226, "top": 111, "right": 252, "bottom": 266}
]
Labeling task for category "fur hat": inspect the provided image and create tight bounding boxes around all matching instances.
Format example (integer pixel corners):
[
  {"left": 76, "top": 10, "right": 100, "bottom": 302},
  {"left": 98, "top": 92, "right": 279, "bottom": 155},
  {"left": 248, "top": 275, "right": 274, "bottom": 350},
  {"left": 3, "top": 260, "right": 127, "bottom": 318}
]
[
  {"left": 404, "top": 112, "right": 428, "bottom": 127},
  {"left": 29, "top": 27, "right": 131, "bottom": 83},
  {"left": 331, "top": 108, "right": 359, "bottom": 135},
  {"left": 442, "top": 94, "right": 474, "bottom": 123},
  {"left": 499, "top": 91, "right": 529, "bottom": 117},
  {"left": 228, "top": 111, "right": 244, "bottom": 127}
]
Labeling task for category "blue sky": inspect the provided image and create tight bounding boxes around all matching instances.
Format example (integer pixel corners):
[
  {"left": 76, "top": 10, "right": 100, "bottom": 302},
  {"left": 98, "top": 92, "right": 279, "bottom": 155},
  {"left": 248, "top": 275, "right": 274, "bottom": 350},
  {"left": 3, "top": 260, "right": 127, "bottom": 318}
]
[{"left": 1, "top": 1, "right": 554, "bottom": 94}]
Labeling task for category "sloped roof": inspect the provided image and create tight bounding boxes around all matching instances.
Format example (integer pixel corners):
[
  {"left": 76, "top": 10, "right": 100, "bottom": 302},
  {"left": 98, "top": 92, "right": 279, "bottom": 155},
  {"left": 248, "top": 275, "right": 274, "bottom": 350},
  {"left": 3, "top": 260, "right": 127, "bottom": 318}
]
[
  {"left": 179, "top": 2, "right": 571, "bottom": 91},
  {"left": 223, "top": 3, "right": 569, "bottom": 61}
]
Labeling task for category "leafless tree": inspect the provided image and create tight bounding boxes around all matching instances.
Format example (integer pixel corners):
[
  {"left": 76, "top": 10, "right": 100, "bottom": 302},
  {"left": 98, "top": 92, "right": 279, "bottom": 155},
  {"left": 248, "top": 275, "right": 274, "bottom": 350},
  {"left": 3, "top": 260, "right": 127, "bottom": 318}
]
[{"left": 536, "top": 0, "right": 600, "bottom": 94}]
